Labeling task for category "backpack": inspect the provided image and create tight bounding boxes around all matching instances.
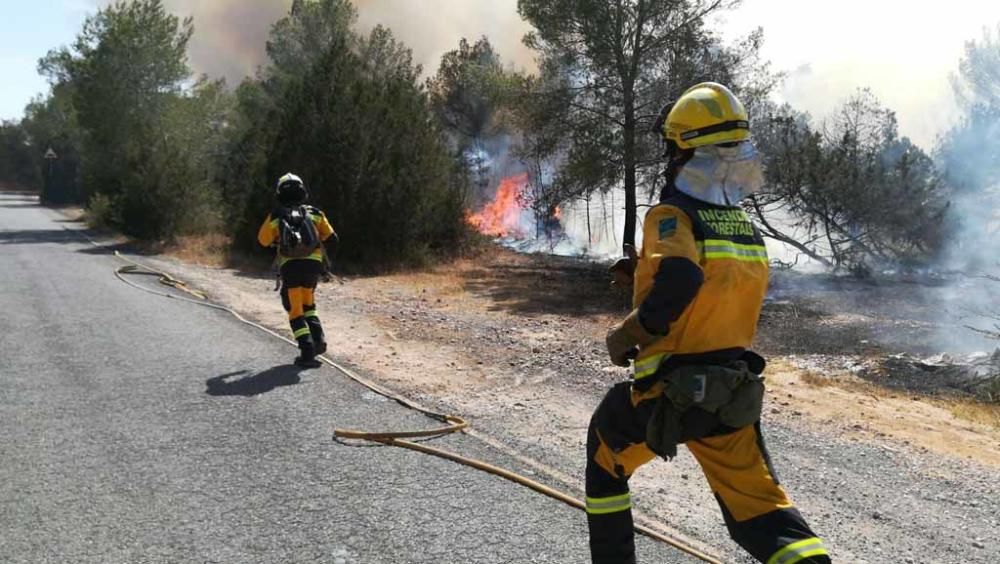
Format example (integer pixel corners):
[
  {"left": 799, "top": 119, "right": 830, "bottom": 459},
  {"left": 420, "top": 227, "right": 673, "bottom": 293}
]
[{"left": 277, "top": 205, "right": 321, "bottom": 258}]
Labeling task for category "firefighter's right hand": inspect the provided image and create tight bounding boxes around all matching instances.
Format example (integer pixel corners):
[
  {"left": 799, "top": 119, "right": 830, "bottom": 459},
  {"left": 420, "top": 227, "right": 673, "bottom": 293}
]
[
  {"left": 609, "top": 244, "right": 639, "bottom": 289},
  {"left": 606, "top": 309, "right": 656, "bottom": 367}
]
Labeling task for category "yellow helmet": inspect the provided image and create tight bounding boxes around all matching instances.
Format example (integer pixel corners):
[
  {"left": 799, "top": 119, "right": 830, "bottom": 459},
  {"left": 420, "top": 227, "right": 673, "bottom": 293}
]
[{"left": 662, "top": 82, "right": 749, "bottom": 150}]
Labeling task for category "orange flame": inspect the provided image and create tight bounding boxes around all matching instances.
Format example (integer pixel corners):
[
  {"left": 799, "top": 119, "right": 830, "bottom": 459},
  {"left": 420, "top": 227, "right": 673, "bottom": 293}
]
[{"left": 467, "top": 173, "right": 530, "bottom": 236}]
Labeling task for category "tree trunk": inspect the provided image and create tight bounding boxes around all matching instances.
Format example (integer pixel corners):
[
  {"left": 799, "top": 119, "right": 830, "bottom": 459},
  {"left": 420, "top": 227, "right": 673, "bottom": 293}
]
[{"left": 622, "top": 89, "right": 637, "bottom": 252}]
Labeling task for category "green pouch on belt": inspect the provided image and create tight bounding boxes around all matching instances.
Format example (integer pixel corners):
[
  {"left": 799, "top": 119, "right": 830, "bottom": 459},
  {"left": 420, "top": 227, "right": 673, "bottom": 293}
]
[
  {"left": 718, "top": 368, "right": 765, "bottom": 429},
  {"left": 646, "top": 361, "right": 764, "bottom": 460}
]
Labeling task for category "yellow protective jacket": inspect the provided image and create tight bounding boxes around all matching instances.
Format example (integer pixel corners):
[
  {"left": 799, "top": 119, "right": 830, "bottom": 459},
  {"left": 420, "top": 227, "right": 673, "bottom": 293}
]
[
  {"left": 631, "top": 193, "right": 768, "bottom": 382},
  {"left": 257, "top": 205, "right": 336, "bottom": 266}
]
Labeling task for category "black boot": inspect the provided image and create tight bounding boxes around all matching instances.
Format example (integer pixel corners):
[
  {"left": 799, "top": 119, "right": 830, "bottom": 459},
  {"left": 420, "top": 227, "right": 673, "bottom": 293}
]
[
  {"left": 294, "top": 340, "right": 322, "bottom": 369},
  {"left": 294, "top": 352, "right": 322, "bottom": 369},
  {"left": 306, "top": 314, "right": 326, "bottom": 356}
]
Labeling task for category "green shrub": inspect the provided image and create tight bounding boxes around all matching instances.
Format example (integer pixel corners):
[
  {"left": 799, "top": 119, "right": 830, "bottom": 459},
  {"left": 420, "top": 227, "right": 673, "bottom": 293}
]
[
  {"left": 218, "top": 1, "right": 472, "bottom": 269},
  {"left": 86, "top": 192, "right": 117, "bottom": 231}
]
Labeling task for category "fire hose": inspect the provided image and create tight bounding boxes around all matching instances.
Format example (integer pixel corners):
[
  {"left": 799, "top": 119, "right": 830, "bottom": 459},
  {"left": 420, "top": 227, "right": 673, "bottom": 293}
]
[{"left": 110, "top": 251, "right": 724, "bottom": 564}]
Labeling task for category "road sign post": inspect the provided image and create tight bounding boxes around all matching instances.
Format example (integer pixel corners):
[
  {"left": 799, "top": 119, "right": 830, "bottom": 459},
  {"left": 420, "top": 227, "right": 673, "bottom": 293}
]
[{"left": 43, "top": 148, "right": 58, "bottom": 202}]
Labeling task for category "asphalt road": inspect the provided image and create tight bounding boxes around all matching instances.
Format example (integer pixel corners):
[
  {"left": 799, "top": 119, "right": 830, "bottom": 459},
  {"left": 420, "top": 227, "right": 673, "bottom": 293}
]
[{"left": 0, "top": 193, "right": 699, "bottom": 563}]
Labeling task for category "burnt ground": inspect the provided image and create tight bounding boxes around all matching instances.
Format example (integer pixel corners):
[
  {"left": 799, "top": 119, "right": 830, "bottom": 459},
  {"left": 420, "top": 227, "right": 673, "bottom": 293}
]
[
  {"left": 114, "top": 242, "right": 1000, "bottom": 563},
  {"left": 761, "top": 270, "right": 1000, "bottom": 404}
]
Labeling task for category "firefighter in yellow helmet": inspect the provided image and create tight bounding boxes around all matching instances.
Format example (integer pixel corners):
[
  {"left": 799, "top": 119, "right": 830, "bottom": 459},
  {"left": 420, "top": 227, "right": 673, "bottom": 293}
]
[
  {"left": 258, "top": 173, "right": 338, "bottom": 368},
  {"left": 587, "top": 83, "right": 830, "bottom": 564}
]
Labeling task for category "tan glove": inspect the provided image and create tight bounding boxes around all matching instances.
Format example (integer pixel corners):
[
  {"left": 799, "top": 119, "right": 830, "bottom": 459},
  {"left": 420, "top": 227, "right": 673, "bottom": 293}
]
[
  {"left": 608, "top": 244, "right": 639, "bottom": 289},
  {"left": 606, "top": 309, "right": 658, "bottom": 367}
]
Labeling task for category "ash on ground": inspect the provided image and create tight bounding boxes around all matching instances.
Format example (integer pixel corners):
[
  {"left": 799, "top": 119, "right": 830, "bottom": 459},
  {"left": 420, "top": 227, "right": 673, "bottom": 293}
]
[
  {"left": 874, "top": 349, "right": 1000, "bottom": 401},
  {"left": 788, "top": 349, "right": 1000, "bottom": 402}
]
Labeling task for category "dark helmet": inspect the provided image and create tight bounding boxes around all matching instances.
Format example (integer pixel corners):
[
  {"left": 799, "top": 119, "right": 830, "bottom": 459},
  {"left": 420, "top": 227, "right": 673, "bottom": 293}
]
[{"left": 275, "top": 172, "right": 308, "bottom": 205}]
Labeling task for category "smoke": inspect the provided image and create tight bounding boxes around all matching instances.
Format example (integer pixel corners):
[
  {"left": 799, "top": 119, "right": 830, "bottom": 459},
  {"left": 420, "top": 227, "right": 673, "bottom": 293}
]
[
  {"left": 934, "top": 114, "right": 1000, "bottom": 352},
  {"left": 352, "top": 0, "right": 535, "bottom": 73},
  {"left": 162, "top": 0, "right": 289, "bottom": 82},
  {"left": 558, "top": 191, "right": 631, "bottom": 258},
  {"left": 150, "top": 0, "right": 535, "bottom": 84}
]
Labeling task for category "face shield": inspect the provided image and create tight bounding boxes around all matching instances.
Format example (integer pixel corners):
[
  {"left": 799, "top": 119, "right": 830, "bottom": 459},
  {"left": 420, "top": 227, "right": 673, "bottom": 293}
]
[{"left": 673, "top": 141, "right": 764, "bottom": 207}]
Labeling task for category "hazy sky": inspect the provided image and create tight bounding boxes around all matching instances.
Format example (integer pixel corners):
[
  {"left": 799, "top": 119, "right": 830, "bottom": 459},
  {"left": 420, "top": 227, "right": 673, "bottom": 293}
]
[
  {"left": 718, "top": 1, "right": 1000, "bottom": 148},
  {"left": 0, "top": 1, "right": 92, "bottom": 121},
  {"left": 3, "top": 1, "right": 999, "bottom": 150}
]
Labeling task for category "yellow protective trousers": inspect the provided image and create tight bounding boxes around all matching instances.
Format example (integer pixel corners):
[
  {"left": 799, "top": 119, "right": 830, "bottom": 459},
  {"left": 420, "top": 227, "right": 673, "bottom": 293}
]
[
  {"left": 585, "top": 381, "right": 829, "bottom": 564},
  {"left": 279, "top": 260, "right": 326, "bottom": 352}
]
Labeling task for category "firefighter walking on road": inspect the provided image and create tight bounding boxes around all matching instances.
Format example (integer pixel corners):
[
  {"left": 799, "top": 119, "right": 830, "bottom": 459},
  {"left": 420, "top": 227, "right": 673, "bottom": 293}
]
[
  {"left": 589, "top": 83, "right": 830, "bottom": 564},
  {"left": 258, "top": 173, "right": 338, "bottom": 368}
]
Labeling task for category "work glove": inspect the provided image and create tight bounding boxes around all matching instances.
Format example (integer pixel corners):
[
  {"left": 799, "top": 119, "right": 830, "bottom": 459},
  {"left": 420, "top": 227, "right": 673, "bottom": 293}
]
[
  {"left": 609, "top": 244, "right": 639, "bottom": 289},
  {"left": 606, "top": 309, "right": 658, "bottom": 367}
]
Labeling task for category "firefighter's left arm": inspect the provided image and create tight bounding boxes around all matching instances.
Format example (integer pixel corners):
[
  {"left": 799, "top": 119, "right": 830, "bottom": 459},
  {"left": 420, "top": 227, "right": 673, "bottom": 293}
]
[
  {"left": 314, "top": 211, "right": 336, "bottom": 241},
  {"left": 313, "top": 210, "right": 339, "bottom": 256},
  {"left": 637, "top": 206, "right": 704, "bottom": 334},
  {"left": 257, "top": 214, "right": 278, "bottom": 248}
]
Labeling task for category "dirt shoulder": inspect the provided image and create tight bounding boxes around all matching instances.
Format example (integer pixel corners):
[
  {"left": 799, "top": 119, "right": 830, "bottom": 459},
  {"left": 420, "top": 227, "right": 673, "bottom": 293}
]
[
  {"left": 764, "top": 359, "right": 1000, "bottom": 466},
  {"left": 166, "top": 246, "right": 999, "bottom": 467},
  {"left": 129, "top": 243, "right": 1000, "bottom": 563}
]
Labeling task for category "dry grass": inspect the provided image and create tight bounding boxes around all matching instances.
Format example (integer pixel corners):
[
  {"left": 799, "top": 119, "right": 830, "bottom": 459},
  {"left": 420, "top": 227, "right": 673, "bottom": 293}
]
[
  {"left": 768, "top": 360, "right": 1000, "bottom": 465},
  {"left": 799, "top": 370, "right": 882, "bottom": 395},
  {"left": 359, "top": 248, "right": 629, "bottom": 319},
  {"left": 945, "top": 400, "right": 1000, "bottom": 428},
  {"left": 798, "top": 371, "right": 838, "bottom": 388},
  {"left": 376, "top": 258, "right": 477, "bottom": 297},
  {"left": 799, "top": 371, "right": 899, "bottom": 406},
  {"left": 163, "top": 234, "right": 233, "bottom": 268},
  {"left": 798, "top": 368, "right": 1000, "bottom": 430},
  {"left": 58, "top": 206, "right": 87, "bottom": 222}
]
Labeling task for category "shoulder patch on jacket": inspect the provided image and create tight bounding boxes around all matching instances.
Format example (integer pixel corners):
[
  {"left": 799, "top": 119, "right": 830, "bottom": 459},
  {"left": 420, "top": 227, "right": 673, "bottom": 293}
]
[{"left": 658, "top": 217, "right": 678, "bottom": 240}]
